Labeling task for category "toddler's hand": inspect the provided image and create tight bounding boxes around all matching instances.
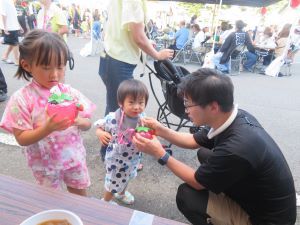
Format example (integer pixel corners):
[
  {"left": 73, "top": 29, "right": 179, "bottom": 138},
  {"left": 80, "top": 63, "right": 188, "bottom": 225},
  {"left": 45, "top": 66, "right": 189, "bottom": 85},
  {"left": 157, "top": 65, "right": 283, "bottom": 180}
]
[{"left": 96, "top": 128, "right": 112, "bottom": 146}]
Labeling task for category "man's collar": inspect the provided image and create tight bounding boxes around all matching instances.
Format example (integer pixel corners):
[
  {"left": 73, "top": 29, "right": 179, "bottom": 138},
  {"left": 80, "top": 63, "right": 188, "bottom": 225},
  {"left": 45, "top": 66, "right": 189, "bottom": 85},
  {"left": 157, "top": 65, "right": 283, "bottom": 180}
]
[{"left": 207, "top": 104, "right": 238, "bottom": 139}]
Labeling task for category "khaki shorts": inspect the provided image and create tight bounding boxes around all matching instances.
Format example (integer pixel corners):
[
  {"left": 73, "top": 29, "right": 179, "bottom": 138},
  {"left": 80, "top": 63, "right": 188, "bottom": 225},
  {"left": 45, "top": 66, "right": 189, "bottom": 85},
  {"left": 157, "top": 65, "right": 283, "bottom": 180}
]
[{"left": 207, "top": 192, "right": 252, "bottom": 225}]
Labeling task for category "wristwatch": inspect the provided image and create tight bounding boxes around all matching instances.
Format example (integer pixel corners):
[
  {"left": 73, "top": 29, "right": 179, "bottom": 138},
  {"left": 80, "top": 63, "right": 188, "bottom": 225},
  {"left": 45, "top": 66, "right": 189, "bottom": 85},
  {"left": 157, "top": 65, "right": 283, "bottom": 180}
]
[{"left": 158, "top": 152, "right": 170, "bottom": 165}]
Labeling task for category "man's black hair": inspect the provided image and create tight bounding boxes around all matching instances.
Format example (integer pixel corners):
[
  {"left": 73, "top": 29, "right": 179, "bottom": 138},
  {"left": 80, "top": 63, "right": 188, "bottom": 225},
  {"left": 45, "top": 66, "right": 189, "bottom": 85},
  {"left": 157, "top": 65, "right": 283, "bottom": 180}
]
[
  {"left": 236, "top": 20, "right": 246, "bottom": 31},
  {"left": 178, "top": 68, "right": 234, "bottom": 112}
]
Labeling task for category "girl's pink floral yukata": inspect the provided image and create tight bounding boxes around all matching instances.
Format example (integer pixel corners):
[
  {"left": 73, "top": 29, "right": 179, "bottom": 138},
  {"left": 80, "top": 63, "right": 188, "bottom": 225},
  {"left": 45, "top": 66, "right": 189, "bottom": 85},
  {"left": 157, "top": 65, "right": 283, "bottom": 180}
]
[{"left": 0, "top": 81, "right": 96, "bottom": 189}]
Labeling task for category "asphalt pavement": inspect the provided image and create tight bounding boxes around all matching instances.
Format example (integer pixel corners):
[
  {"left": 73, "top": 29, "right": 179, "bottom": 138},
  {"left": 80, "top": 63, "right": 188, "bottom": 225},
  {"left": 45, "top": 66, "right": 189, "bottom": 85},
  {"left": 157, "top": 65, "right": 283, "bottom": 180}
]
[{"left": 0, "top": 36, "right": 299, "bottom": 224}]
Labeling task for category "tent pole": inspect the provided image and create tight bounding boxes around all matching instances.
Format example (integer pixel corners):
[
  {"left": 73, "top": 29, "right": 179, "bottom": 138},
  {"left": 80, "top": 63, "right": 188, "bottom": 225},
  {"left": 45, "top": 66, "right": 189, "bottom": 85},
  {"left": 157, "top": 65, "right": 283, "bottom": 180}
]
[
  {"left": 211, "top": 4, "right": 217, "bottom": 33},
  {"left": 212, "top": 0, "right": 223, "bottom": 50}
]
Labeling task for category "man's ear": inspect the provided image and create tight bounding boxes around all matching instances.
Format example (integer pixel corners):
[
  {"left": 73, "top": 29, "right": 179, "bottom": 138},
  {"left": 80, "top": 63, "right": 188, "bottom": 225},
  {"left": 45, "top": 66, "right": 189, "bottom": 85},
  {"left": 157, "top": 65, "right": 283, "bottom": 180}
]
[
  {"left": 210, "top": 101, "right": 220, "bottom": 113},
  {"left": 20, "top": 59, "right": 31, "bottom": 73}
]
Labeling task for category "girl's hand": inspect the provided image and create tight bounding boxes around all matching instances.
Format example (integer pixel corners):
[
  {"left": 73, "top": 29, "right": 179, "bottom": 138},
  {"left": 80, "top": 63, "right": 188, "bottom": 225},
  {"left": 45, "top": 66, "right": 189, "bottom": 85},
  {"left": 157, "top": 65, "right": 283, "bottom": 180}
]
[
  {"left": 141, "top": 117, "right": 163, "bottom": 136},
  {"left": 96, "top": 128, "right": 112, "bottom": 146},
  {"left": 45, "top": 114, "right": 73, "bottom": 133},
  {"left": 132, "top": 133, "right": 165, "bottom": 159},
  {"left": 73, "top": 117, "right": 91, "bottom": 131}
]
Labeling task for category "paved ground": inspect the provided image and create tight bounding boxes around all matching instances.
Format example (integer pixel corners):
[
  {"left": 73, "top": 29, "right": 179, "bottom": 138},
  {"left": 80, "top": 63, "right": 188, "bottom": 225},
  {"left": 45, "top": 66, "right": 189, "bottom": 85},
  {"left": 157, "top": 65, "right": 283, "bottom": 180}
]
[{"left": 0, "top": 36, "right": 299, "bottom": 224}]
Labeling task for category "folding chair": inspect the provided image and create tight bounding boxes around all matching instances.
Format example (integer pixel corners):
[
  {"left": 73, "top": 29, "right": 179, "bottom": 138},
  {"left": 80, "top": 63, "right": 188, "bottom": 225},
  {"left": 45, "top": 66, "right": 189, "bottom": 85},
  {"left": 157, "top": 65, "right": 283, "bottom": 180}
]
[
  {"left": 252, "top": 48, "right": 274, "bottom": 73},
  {"left": 189, "top": 44, "right": 212, "bottom": 65},
  {"left": 172, "top": 39, "right": 193, "bottom": 64}
]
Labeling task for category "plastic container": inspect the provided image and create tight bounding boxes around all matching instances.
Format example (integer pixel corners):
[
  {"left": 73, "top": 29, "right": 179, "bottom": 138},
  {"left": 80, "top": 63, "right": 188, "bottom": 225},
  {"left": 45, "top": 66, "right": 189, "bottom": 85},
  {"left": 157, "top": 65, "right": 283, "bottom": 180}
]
[
  {"left": 47, "top": 101, "right": 77, "bottom": 123},
  {"left": 20, "top": 209, "right": 83, "bottom": 225}
]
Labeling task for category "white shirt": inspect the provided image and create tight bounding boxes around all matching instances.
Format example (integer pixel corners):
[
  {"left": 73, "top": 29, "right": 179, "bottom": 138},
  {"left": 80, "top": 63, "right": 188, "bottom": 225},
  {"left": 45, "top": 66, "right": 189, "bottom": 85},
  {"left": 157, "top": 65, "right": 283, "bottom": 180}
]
[
  {"left": 104, "top": 0, "right": 146, "bottom": 64},
  {"left": 0, "top": 0, "right": 20, "bottom": 31},
  {"left": 256, "top": 35, "right": 276, "bottom": 49},
  {"left": 207, "top": 104, "right": 238, "bottom": 139},
  {"left": 193, "top": 31, "right": 205, "bottom": 49}
]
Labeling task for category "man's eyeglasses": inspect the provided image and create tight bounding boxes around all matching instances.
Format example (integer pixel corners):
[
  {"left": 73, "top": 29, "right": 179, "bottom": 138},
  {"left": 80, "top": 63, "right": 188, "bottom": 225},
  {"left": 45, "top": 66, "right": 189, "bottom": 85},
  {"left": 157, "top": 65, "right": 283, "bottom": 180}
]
[{"left": 183, "top": 98, "right": 199, "bottom": 109}]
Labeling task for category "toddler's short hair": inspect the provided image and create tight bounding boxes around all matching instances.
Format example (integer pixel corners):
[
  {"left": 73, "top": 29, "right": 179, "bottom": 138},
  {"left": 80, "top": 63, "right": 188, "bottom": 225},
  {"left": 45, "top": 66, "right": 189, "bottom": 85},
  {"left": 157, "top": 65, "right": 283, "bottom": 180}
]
[{"left": 117, "top": 80, "right": 149, "bottom": 105}]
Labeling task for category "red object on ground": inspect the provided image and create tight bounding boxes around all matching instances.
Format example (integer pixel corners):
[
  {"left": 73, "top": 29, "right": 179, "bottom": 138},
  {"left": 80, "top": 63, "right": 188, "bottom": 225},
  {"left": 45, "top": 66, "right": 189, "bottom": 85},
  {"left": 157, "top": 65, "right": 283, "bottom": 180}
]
[{"left": 291, "top": 0, "right": 300, "bottom": 8}]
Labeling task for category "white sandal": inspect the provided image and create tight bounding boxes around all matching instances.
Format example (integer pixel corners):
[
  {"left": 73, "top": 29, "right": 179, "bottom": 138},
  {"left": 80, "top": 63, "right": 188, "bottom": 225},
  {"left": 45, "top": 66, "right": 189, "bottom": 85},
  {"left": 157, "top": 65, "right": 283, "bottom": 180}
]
[{"left": 114, "top": 191, "right": 135, "bottom": 205}]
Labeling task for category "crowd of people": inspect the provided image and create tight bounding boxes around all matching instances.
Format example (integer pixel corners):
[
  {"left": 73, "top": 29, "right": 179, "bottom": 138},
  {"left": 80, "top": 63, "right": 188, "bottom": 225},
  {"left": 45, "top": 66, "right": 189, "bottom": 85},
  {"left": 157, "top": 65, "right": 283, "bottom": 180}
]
[
  {"left": 149, "top": 15, "right": 300, "bottom": 76},
  {"left": 0, "top": 1, "right": 298, "bottom": 225}
]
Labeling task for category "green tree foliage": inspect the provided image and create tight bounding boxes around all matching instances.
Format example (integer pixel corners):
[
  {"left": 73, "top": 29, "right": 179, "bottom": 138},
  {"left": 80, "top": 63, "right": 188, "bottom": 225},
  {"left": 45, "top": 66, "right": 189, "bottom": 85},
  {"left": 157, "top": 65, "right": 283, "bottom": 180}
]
[
  {"left": 178, "top": 3, "right": 231, "bottom": 17},
  {"left": 178, "top": 3, "right": 204, "bottom": 16}
]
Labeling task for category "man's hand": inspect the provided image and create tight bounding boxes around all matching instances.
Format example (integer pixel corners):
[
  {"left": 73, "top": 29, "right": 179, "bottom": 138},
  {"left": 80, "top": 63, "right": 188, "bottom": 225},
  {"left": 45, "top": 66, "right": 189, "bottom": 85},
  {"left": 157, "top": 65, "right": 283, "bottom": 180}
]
[
  {"left": 157, "top": 49, "right": 174, "bottom": 60},
  {"left": 141, "top": 117, "right": 164, "bottom": 136},
  {"left": 96, "top": 128, "right": 112, "bottom": 146},
  {"left": 133, "top": 133, "right": 165, "bottom": 159},
  {"left": 4, "top": 29, "right": 9, "bottom": 35}
]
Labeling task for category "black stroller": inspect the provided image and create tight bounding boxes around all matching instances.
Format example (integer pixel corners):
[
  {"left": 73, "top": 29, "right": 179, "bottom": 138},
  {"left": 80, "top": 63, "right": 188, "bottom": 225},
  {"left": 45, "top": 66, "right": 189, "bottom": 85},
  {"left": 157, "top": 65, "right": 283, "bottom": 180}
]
[{"left": 145, "top": 60, "right": 202, "bottom": 152}]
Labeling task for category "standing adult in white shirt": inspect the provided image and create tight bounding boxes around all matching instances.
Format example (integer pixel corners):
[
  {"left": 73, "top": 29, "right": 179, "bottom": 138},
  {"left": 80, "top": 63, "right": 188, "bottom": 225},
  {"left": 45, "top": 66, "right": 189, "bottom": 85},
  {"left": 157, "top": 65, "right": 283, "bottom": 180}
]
[{"left": 0, "top": 0, "right": 22, "bottom": 65}]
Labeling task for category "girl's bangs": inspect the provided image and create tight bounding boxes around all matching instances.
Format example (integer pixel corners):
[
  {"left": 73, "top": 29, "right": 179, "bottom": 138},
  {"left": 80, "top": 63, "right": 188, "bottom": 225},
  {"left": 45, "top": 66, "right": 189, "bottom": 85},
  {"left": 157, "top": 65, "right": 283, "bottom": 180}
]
[{"left": 35, "top": 40, "right": 67, "bottom": 66}]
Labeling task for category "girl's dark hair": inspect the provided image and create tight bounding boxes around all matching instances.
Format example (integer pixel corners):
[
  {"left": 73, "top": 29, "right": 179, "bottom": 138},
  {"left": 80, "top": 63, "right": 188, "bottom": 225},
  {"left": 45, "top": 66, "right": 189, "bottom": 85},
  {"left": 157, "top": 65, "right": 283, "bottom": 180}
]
[
  {"left": 117, "top": 80, "right": 149, "bottom": 105},
  {"left": 178, "top": 68, "right": 234, "bottom": 112},
  {"left": 16, "top": 29, "right": 68, "bottom": 81}
]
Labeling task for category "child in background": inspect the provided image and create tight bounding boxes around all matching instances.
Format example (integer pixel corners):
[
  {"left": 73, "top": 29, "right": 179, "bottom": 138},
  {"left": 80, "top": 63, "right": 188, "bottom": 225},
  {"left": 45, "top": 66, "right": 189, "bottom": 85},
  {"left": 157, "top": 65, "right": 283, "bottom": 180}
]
[
  {"left": 95, "top": 80, "right": 148, "bottom": 205},
  {"left": 81, "top": 15, "right": 91, "bottom": 39},
  {"left": 0, "top": 30, "right": 96, "bottom": 196}
]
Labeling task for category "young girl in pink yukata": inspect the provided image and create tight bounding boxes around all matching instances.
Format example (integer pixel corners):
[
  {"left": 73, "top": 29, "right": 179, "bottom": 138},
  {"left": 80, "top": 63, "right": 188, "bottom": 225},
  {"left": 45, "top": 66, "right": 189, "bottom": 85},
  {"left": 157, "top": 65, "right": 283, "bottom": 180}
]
[{"left": 0, "top": 30, "right": 96, "bottom": 196}]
